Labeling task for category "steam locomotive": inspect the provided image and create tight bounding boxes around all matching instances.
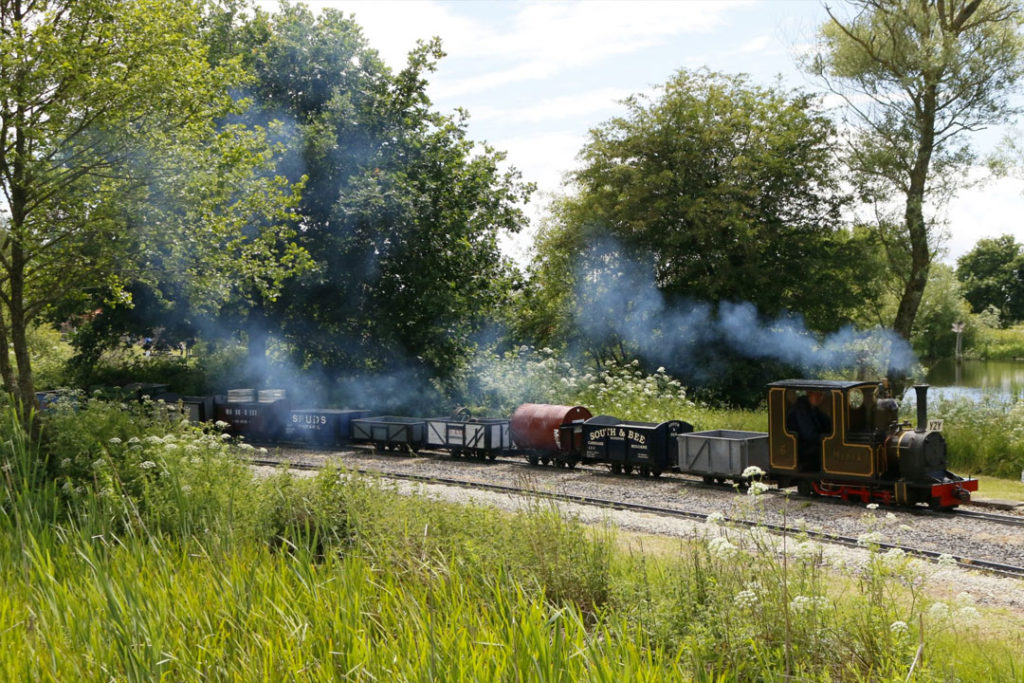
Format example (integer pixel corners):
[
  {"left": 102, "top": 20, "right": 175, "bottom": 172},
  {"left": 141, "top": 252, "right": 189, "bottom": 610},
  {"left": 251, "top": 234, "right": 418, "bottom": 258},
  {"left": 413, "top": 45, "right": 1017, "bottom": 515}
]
[{"left": 168, "top": 379, "right": 977, "bottom": 510}]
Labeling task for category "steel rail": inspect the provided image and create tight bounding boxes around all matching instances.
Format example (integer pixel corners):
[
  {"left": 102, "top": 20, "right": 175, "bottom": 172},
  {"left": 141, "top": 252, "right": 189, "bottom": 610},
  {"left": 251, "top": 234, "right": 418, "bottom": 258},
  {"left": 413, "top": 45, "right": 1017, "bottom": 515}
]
[{"left": 248, "top": 456, "right": 1024, "bottom": 580}]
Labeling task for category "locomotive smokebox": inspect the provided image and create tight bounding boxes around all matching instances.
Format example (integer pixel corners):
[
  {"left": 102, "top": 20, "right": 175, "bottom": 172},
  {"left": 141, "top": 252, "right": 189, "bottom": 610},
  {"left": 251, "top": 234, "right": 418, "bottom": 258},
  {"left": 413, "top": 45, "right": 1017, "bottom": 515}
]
[{"left": 913, "top": 384, "right": 929, "bottom": 433}]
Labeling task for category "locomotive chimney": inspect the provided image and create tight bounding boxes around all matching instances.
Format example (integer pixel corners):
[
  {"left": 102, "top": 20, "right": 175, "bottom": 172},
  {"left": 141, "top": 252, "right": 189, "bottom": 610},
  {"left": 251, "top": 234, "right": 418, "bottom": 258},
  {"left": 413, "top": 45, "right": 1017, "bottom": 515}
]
[{"left": 913, "top": 384, "right": 929, "bottom": 433}]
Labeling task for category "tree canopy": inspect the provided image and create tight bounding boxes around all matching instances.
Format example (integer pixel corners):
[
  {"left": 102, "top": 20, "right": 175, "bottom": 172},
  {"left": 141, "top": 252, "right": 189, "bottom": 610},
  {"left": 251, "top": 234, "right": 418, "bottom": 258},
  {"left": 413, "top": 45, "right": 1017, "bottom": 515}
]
[
  {"left": 525, "top": 70, "right": 874, "bottom": 349},
  {"left": 957, "top": 234, "right": 1024, "bottom": 324},
  {"left": 0, "top": 0, "right": 304, "bottom": 404},
  {"left": 235, "top": 4, "right": 531, "bottom": 383}
]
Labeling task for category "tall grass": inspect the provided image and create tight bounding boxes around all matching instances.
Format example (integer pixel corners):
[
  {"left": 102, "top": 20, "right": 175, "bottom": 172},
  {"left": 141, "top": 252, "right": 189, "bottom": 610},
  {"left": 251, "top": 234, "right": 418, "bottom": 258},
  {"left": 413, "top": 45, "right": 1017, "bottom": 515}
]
[{"left": 1, "top": 396, "right": 1021, "bottom": 680}]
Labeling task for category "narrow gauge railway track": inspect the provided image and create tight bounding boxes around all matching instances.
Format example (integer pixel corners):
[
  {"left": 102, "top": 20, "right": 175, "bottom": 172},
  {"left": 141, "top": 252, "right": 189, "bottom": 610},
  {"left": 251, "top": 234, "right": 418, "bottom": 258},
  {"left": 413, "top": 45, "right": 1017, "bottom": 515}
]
[
  {"left": 946, "top": 508, "right": 1024, "bottom": 528},
  {"left": 248, "top": 456, "right": 1024, "bottom": 581}
]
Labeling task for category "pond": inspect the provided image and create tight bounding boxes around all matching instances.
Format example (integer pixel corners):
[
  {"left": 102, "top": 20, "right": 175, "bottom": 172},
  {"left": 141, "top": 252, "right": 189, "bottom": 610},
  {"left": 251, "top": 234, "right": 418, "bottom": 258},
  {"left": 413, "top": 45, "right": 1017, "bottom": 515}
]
[{"left": 922, "top": 358, "right": 1024, "bottom": 402}]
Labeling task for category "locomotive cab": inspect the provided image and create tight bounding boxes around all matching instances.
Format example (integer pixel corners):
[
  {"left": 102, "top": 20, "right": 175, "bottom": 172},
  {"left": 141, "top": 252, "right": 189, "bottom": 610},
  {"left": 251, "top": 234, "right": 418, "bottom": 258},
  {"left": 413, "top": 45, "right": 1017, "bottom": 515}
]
[{"left": 768, "top": 380, "right": 884, "bottom": 480}]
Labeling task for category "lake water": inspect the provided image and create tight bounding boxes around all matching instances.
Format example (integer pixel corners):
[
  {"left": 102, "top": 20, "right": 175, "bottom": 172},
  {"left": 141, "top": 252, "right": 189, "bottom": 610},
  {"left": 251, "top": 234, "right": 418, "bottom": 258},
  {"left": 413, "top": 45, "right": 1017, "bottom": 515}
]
[{"left": 922, "top": 359, "right": 1024, "bottom": 403}]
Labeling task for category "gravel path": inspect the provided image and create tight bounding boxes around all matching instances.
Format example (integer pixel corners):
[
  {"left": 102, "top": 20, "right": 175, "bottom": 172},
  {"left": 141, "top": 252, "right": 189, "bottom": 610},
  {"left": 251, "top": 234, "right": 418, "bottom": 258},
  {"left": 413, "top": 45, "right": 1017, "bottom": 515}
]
[{"left": 255, "top": 445, "right": 1024, "bottom": 615}]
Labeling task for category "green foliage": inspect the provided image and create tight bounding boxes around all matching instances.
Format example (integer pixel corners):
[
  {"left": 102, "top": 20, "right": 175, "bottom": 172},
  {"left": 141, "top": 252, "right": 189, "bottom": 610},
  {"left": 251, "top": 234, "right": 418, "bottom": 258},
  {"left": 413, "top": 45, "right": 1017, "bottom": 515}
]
[
  {"left": 540, "top": 70, "right": 863, "bottom": 330},
  {"left": 957, "top": 234, "right": 1024, "bottom": 324},
  {"left": 0, "top": 0, "right": 305, "bottom": 402},
  {"left": 928, "top": 394, "right": 1024, "bottom": 477},
  {"left": 225, "top": 5, "right": 531, "bottom": 380},
  {"left": 968, "top": 323, "right": 1024, "bottom": 361},
  {"left": 911, "top": 264, "right": 974, "bottom": 360}
]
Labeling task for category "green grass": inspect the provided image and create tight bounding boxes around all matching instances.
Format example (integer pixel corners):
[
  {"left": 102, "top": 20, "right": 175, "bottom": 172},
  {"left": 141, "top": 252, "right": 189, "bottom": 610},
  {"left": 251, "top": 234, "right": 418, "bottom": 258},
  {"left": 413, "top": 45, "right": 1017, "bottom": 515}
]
[
  {"left": 2, "top": 397, "right": 1022, "bottom": 680},
  {"left": 968, "top": 324, "right": 1024, "bottom": 361},
  {"left": 971, "top": 475, "right": 1024, "bottom": 502}
]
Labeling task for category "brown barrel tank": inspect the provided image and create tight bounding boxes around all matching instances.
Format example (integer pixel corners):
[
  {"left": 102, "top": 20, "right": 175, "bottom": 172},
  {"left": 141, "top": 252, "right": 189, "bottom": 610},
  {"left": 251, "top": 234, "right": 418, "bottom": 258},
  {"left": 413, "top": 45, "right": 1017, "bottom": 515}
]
[{"left": 509, "top": 403, "right": 592, "bottom": 452}]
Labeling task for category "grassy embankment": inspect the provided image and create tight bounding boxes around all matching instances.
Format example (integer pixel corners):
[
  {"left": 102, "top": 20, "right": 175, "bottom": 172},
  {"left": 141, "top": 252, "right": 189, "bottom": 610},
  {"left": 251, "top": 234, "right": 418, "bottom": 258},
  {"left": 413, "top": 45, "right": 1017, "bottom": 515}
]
[{"left": 1, "top": 395, "right": 1022, "bottom": 680}]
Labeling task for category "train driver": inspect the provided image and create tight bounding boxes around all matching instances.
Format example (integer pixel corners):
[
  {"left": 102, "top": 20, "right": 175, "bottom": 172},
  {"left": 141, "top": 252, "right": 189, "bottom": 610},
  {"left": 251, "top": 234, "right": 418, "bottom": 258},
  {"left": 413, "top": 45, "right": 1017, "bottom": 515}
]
[{"left": 786, "top": 390, "right": 831, "bottom": 472}]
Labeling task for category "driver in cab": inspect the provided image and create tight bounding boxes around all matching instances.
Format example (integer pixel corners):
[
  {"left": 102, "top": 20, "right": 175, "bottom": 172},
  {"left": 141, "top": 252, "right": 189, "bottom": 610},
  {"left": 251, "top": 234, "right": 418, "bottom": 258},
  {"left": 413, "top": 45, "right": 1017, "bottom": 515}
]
[{"left": 787, "top": 390, "right": 831, "bottom": 471}]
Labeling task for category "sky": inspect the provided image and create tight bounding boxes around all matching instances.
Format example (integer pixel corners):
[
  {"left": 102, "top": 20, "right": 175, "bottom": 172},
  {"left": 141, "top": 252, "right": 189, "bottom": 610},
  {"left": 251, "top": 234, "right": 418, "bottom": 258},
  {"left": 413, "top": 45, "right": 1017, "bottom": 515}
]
[{"left": 261, "top": 0, "right": 1024, "bottom": 268}]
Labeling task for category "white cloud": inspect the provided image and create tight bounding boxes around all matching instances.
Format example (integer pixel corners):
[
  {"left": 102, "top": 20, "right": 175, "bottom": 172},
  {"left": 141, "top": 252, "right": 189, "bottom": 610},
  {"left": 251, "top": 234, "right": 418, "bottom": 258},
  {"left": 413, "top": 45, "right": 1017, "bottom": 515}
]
[
  {"left": 944, "top": 173, "right": 1024, "bottom": 264},
  {"left": 469, "top": 87, "right": 634, "bottom": 126}
]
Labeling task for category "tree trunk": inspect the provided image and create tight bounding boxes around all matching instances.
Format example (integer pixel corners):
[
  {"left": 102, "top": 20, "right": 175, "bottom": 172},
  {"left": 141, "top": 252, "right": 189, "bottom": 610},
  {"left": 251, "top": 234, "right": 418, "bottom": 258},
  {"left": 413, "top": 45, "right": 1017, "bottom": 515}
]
[
  {"left": 9, "top": 242, "right": 36, "bottom": 409},
  {"left": 889, "top": 81, "right": 938, "bottom": 391},
  {"left": 0, "top": 309, "right": 15, "bottom": 395}
]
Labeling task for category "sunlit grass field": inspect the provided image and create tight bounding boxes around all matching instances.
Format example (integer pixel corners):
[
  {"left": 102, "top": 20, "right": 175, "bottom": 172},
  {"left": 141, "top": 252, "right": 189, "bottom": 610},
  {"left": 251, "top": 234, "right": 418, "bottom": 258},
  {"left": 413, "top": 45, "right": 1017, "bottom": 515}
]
[{"left": 1, "top": 398, "right": 1022, "bottom": 681}]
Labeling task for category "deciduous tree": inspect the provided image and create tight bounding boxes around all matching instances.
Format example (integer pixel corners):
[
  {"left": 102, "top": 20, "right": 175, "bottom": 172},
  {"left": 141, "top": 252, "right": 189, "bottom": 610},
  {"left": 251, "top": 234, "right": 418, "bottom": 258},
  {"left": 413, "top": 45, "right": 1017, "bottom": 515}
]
[
  {"left": 0, "top": 0, "right": 302, "bottom": 405},
  {"left": 808, "top": 0, "right": 1024, "bottom": 342}
]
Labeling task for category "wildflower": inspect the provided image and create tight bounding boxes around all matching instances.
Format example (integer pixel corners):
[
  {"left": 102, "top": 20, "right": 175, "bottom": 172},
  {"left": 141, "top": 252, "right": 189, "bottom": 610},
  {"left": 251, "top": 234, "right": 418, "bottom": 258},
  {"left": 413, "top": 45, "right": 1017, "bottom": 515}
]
[
  {"left": 747, "top": 481, "right": 770, "bottom": 496},
  {"left": 791, "top": 595, "right": 830, "bottom": 614},
  {"left": 214, "top": 420, "right": 229, "bottom": 430},
  {"left": 857, "top": 531, "right": 884, "bottom": 547},
  {"left": 955, "top": 591, "right": 974, "bottom": 605},
  {"left": 928, "top": 602, "right": 949, "bottom": 619},
  {"left": 795, "top": 541, "right": 821, "bottom": 563},
  {"left": 956, "top": 606, "right": 980, "bottom": 620},
  {"left": 108, "top": 437, "right": 122, "bottom": 445},
  {"left": 220, "top": 433, "right": 232, "bottom": 440},
  {"left": 60, "top": 458, "right": 71, "bottom": 468},
  {"left": 238, "top": 443, "right": 254, "bottom": 451},
  {"left": 708, "top": 536, "right": 738, "bottom": 560},
  {"left": 656, "top": 366, "right": 666, "bottom": 373},
  {"left": 890, "top": 620, "right": 909, "bottom": 634},
  {"left": 127, "top": 437, "right": 141, "bottom": 444},
  {"left": 881, "top": 548, "right": 906, "bottom": 569},
  {"left": 885, "top": 512, "right": 897, "bottom": 521},
  {"left": 741, "top": 465, "right": 765, "bottom": 479},
  {"left": 734, "top": 590, "right": 759, "bottom": 609},
  {"left": 937, "top": 553, "right": 957, "bottom": 568},
  {"left": 866, "top": 503, "right": 879, "bottom": 510},
  {"left": 705, "top": 512, "right": 725, "bottom": 526},
  {"left": 898, "top": 524, "right": 915, "bottom": 533},
  {"left": 258, "top": 447, "right": 268, "bottom": 454},
  {"left": 181, "top": 484, "right": 192, "bottom": 493},
  {"left": 139, "top": 461, "right": 157, "bottom": 470},
  {"left": 144, "top": 435, "right": 164, "bottom": 444}
]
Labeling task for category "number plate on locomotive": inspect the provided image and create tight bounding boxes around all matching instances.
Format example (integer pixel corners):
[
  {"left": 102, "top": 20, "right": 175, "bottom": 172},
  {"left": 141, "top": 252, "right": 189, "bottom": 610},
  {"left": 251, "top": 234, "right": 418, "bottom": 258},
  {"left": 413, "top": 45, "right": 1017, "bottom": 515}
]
[{"left": 928, "top": 419, "right": 944, "bottom": 432}]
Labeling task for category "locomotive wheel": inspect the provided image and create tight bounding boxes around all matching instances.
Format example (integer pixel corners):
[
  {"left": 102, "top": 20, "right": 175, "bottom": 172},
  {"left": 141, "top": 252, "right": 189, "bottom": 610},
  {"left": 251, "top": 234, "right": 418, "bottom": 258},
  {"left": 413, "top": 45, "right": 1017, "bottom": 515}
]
[
  {"left": 651, "top": 469, "right": 662, "bottom": 478},
  {"left": 557, "top": 460, "right": 567, "bottom": 468},
  {"left": 487, "top": 453, "right": 497, "bottom": 461},
  {"left": 568, "top": 461, "right": 577, "bottom": 469},
  {"left": 796, "top": 479, "right": 812, "bottom": 497},
  {"left": 611, "top": 463, "right": 622, "bottom": 474},
  {"left": 527, "top": 455, "right": 540, "bottom": 466},
  {"left": 541, "top": 456, "right": 551, "bottom": 466}
]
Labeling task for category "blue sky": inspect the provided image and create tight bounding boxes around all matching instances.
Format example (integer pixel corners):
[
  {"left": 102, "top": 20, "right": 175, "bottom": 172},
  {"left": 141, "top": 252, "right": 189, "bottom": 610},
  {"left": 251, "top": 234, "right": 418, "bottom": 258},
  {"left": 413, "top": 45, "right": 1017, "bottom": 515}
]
[{"left": 270, "top": 0, "right": 1024, "bottom": 267}]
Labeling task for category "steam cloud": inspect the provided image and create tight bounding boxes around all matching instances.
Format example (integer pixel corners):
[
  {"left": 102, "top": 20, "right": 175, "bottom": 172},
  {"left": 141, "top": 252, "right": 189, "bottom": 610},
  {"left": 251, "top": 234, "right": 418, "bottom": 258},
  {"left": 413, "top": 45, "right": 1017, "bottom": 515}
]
[{"left": 573, "top": 237, "right": 916, "bottom": 380}]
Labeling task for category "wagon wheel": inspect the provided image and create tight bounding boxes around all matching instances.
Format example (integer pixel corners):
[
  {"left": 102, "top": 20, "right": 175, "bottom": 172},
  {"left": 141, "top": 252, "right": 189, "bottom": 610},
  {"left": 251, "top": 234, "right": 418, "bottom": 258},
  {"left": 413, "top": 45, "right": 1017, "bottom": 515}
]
[
  {"left": 487, "top": 452, "right": 497, "bottom": 461},
  {"left": 540, "top": 456, "right": 550, "bottom": 466},
  {"left": 556, "top": 460, "right": 567, "bottom": 468},
  {"left": 623, "top": 464, "right": 634, "bottom": 475},
  {"left": 475, "top": 450, "right": 487, "bottom": 460},
  {"left": 702, "top": 475, "right": 715, "bottom": 485},
  {"left": 375, "top": 441, "right": 386, "bottom": 452},
  {"left": 567, "top": 461, "right": 577, "bottom": 469},
  {"left": 640, "top": 465, "right": 650, "bottom": 477},
  {"left": 651, "top": 469, "right": 662, "bottom": 478},
  {"left": 527, "top": 455, "right": 540, "bottom": 466},
  {"left": 611, "top": 463, "right": 622, "bottom": 475}
]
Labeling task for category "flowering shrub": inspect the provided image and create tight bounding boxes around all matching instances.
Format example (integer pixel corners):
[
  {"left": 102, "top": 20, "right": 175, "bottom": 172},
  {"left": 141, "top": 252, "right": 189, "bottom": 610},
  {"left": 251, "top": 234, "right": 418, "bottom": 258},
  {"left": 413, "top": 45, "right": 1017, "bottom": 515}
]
[
  {"left": 923, "top": 393, "right": 1024, "bottom": 476},
  {"left": 41, "top": 395, "right": 253, "bottom": 535}
]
